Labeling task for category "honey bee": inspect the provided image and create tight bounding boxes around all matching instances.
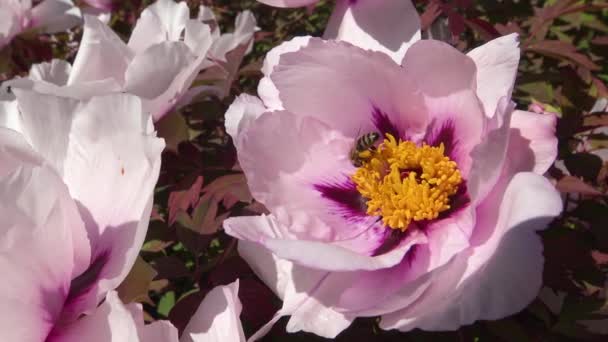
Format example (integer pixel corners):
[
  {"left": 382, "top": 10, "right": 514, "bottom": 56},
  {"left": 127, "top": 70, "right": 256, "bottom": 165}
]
[{"left": 350, "top": 132, "right": 380, "bottom": 167}]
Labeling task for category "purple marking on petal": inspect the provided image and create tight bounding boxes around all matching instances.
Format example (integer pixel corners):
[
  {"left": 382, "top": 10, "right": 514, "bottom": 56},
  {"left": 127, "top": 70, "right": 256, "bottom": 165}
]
[
  {"left": 60, "top": 251, "right": 110, "bottom": 321},
  {"left": 314, "top": 179, "right": 368, "bottom": 221},
  {"left": 424, "top": 118, "right": 458, "bottom": 158},
  {"left": 67, "top": 251, "right": 109, "bottom": 302},
  {"left": 442, "top": 182, "right": 470, "bottom": 218},
  {"left": 372, "top": 227, "right": 406, "bottom": 256},
  {"left": 372, "top": 107, "right": 404, "bottom": 140}
]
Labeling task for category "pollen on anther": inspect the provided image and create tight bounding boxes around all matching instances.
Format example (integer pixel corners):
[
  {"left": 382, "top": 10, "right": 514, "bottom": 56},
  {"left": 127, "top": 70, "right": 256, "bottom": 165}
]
[{"left": 351, "top": 134, "right": 462, "bottom": 230}]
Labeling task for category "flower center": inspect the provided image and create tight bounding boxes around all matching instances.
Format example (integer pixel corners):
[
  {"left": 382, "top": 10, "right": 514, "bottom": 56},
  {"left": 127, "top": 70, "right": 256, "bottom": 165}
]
[{"left": 351, "top": 134, "right": 462, "bottom": 231}]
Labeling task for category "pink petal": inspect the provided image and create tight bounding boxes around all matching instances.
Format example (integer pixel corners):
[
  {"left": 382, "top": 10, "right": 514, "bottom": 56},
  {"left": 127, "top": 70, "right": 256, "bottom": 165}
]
[
  {"left": 124, "top": 42, "right": 196, "bottom": 99},
  {"left": 11, "top": 90, "right": 164, "bottom": 315},
  {"left": 49, "top": 292, "right": 141, "bottom": 342},
  {"left": 233, "top": 110, "right": 395, "bottom": 250},
  {"left": 380, "top": 173, "right": 562, "bottom": 331},
  {"left": 508, "top": 110, "right": 557, "bottom": 175},
  {"left": 0, "top": 98, "right": 21, "bottom": 133},
  {"left": 224, "top": 94, "right": 266, "bottom": 141},
  {"left": 61, "top": 94, "right": 164, "bottom": 311},
  {"left": 208, "top": 10, "right": 257, "bottom": 62},
  {"left": 420, "top": 89, "right": 486, "bottom": 176},
  {"left": 226, "top": 214, "right": 425, "bottom": 272},
  {"left": 267, "top": 38, "right": 425, "bottom": 136},
  {"left": 467, "top": 97, "right": 515, "bottom": 204},
  {"left": 0, "top": 130, "right": 89, "bottom": 341},
  {"left": 184, "top": 20, "right": 213, "bottom": 55},
  {"left": 68, "top": 15, "right": 133, "bottom": 87},
  {"left": 140, "top": 321, "right": 179, "bottom": 342},
  {"left": 256, "top": 0, "right": 319, "bottom": 7},
  {"left": 6, "top": 60, "right": 121, "bottom": 99},
  {"left": 29, "top": 59, "right": 71, "bottom": 85},
  {"left": 402, "top": 39, "right": 477, "bottom": 97},
  {"left": 467, "top": 34, "right": 520, "bottom": 118},
  {"left": 259, "top": 36, "right": 311, "bottom": 111},
  {"left": 127, "top": 0, "right": 190, "bottom": 54},
  {"left": 0, "top": 9, "right": 19, "bottom": 48},
  {"left": 324, "top": 0, "right": 421, "bottom": 64},
  {"left": 239, "top": 240, "right": 357, "bottom": 338},
  {"left": 181, "top": 281, "right": 246, "bottom": 342},
  {"left": 30, "top": 0, "right": 81, "bottom": 34},
  {"left": 82, "top": 0, "right": 113, "bottom": 11}
]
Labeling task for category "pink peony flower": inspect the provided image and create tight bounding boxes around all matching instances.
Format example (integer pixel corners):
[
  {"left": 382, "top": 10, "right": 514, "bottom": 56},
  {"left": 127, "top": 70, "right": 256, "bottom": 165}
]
[
  {"left": 0, "top": 0, "right": 81, "bottom": 48},
  {"left": 3, "top": 0, "right": 257, "bottom": 122},
  {"left": 0, "top": 90, "right": 164, "bottom": 340},
  {"left": 223, "top": 2, "right": 563, "bottom": 339},
  {"left": 257, "top": 0, "right": 421, "bottom": 63}
]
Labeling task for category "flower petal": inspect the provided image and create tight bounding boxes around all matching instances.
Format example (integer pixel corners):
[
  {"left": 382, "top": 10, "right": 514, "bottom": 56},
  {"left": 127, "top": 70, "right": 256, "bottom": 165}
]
[
  {"left": 12, "top": 90, "right": 165, "bottom": 314},
  {"left": 467, "top": 33, "right": 520, "bottom": 118},
  {"left": 30, "top": 0, "right": 81, "bottom": 34},
  {"left": 208, "top": 10, "right": 257, "bottom": 61},
  {"left": 380, "top": 173, "right": 562, "bottom": 331},
  {"left": 508, "top": 110, "right": 557, "bottom": 175},
  {"left": 233, "top": 110, "right": 396, "bottom": 249},
  {"left": 420, "top": 89, "right": 486, "bottom": 176},
  {"left": 124, "top": 42, "right": 196, "bottom": 99},
  {"left": 68, "top": 15, "right": 133, "bottom": 87},
  {"left": 401, "top": 39, "right": 477, "bottom": 97},
  {"left": 139, "top": 321, "right": 179, "bottom": 342},
  {"left": 224, "top": 94, "right": 266, "bottom": 141},
  {"left": 49, "top": 291, "right": 141, "bottom": 342},
  {"left": 0, "top": 98, "right": 21, "bottom": 133},
  {"left": 0, "top": 130, "right": 89, "bottom": 341},
  {"left": 29, "top": 59, "right": 71, "bottom": 85},
  {"left": 239, "top": 241, "right": 354, "bottom": 339},
  {"left": 226, "top": 214, "right": 425, "bottom": 272},
  {"left": 127, "top": 0, "right": 190, "bottom": 54},
  {"left": 324, "top": 0, "right": 420, "bottom": 64},
  {"left": 181, "top": 281, "right": 246, "bottom": 342},
  {"left": 256, "top": 0, "right": 319, "bottom": 7},
  {"left": 466, "top": 97, "right": 514, "bottom": 204},
  {"left": 258, "top": 36, "right": 311, "bottom": 111},
  {"left": 266, "top": 38, "right": 425, "bottom": 137}
]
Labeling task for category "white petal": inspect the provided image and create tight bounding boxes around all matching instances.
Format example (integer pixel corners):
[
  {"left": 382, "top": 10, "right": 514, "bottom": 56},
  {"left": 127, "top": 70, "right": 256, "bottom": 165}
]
[
  {"left": 324, "top": 0, "right": 421, "bottom": 64},
  {"left": 467, "top": 33, "right": 520, "bottom": 118},
  {"left": 181, "top": 281, "right": 246, "bottom": 342}
]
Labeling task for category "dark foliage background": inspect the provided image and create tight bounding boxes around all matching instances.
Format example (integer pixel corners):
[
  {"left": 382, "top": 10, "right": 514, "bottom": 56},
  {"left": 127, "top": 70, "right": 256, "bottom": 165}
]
[{"left": 2, "top": 0, "right": 608, "bottom": 341}]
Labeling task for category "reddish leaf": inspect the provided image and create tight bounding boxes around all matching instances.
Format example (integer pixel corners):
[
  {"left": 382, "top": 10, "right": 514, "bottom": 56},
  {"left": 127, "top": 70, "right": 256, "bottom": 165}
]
[
  {"left": 168, "top": 290, "right": 207, "bottom": 334},
  {"left": 564, "top": 153, "right": 603, "bottom": 183},
  {"left": 528, "top": 1, "right": 582, "bottom": 41},
  {"left": 238, "top": 278, "right": 280, "bottom": 330},
  {"left": 495, "top": 22, "right": 523, "bottom": 36},
  {"left": 591, "top": 36, "right": 608, "bottom": 45},
  {"left": 527, "top": 40, "right": 601, "bottom": 71},
  {"left": 465, "top": 18, "right": 500, "bottom": 41},
  {"left": 175, "top": 224, "right": 213, "bottom": 255},
  {"left": 419, "top": 1, "right": 442, "bottom": 31},
  {"left": 583, "top": 113, "right": 608, "bottom": 129},
  {"left": 152, "top": 256, "right": 191, "bottom": 280},
  {"left": 116, "top": 257, "right": 157, "bottom": 304},
  {"left": 592, "top": 77, "right": 608, "bottom": 98},
  {"left": 447, "top": 11, "right": 466, "bottom": 36},
  {"left": 556, "top": 176, "right": 602, "bottom": 196},
  {"left": 168, "top": 175, "right": 204, "bottom": 225},
  {"left": 201, "top": 174, "right": 253, "bottom": 209},
  {"left": 591, "top": 251, "right": 608, "bottom": 265}
]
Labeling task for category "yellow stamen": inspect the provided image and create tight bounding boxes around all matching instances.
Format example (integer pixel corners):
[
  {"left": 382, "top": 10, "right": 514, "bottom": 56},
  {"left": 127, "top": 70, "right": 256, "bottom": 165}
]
[{"left": 351, "top": 134, "right": 462, "bottom": 231}]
